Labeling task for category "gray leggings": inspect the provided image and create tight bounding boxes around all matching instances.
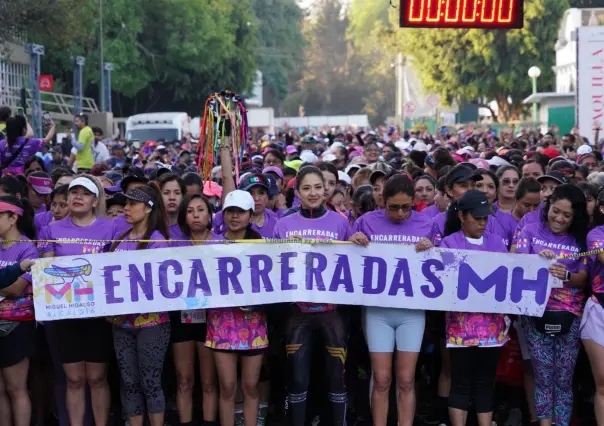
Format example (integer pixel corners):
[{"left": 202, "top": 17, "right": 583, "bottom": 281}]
[{"left": 113, "top": 323, "right": 171, "bottom": 417}]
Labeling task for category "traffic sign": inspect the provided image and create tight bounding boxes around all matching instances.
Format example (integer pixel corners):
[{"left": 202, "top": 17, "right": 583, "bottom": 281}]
[
  {"left": 39, "top": 75, "right": 54, "bottom": 92},
  {"left": 427, "top": 94, "right": 441, "bottom": 108},
  {"left": 404, "top": 101, "right": 417, "bottom": 118}
]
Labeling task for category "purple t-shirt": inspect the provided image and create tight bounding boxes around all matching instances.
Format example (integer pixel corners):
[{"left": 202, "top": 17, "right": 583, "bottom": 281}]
[
  {"left": 420, "top": 203, "right": 440, "bottom": 219},
  {"left": 0, "top": 137, "right": 43, "bottom": 175},
  {"left": 171, "top": 232, "right": 225, "bottom": 248},
  {"left": 440, "top": 231, "right": 510, "bottom": 347},
  {"left": 491, "top": 208, "right": 518, "bottom": 249},
  {"left": 431, "top": 209, "right": 501, "bottom": 247},
  {"left": 588, "top": 226, "right": 604, "bottom": 295},
  {"left": 112, "top": 214, "right": 131, "bottom": 236},
  {"left": 273, "top": 210, "right": 351, "bottom": 313},
  {"left": 515, "top": 222, "right": 587, "bottom": 315},
  {"left": 512, "top": 206, "right": 543, "bottom": 245},
  {"left": 38, "top": 216, "right": 117, "bottom": 256},
  {"left": 169, "top": 223, "right": 186, "bottom": 242},
  {"left": 35, "top": 211, "right": 53, "bottom": 231},
  {"left": 351, "top": 209, "right": 432, "bottom": 243},
  {"left": 214, "top": 208, "right": 278, "bottom": 238},
  {"left": 0, "top": 236, "right": 38, "bottom": 321}
]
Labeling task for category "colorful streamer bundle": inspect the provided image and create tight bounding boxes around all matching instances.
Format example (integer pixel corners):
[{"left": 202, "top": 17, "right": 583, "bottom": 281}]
[{"left": 197, "top": 90, "right": 249, "bottom": 183}]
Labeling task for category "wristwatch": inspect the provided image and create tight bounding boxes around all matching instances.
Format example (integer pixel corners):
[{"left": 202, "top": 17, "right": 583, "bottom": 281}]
[{"left": 563, "top": 271, "right": 571, "bottom": 282}]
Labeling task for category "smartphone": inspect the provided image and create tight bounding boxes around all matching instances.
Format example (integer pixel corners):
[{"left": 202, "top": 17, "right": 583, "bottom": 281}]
[
  {"left": 132, "top": 140, "right": 141, "bottom": 149},
  {"left": 16, "top": 107, "right": 24, "bottom": 117},
  {"left": 42, "top": 112, "right": 51, "bottom": 125}
]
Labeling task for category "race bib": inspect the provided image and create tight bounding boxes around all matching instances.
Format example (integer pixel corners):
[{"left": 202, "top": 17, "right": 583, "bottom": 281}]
[{"left": 181, "top": 310, "right": 206, "bottom": 324}]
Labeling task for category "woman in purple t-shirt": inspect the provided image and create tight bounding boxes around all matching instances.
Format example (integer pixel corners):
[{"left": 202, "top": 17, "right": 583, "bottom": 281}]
[
  {"left": 158, "top": 173, "right": 186, "bottom": 240},
  {"left": 515, "top": 184, "right": 589, "bottom": 426},
  {"left": 204, "top": 190, "right": 269, "bottom": 426},
  {"left": 40, "top": 175, "right": 114, "bottom": 426},
  {"left": 170, "top": 194, "right": 218, "bottom": 426},
  {"left": 107, "top": 184, "right": 172, "bottom": 426},
  {"left": 440, "top": 189, "right": 510, "bottom": 426},
  {"left": 495, "top": 165, "right": 520, "bottom": 213},
  {"left": 273, "top": 166, "right": 351, "bottom": 426},
  {"left": 582, "top": 190, "right": 604, "bottom": 423},
  {"left": 0, "top": 196, "right": 38, "bottom": 426},
  {"left": 350, "top": 174, "right": 433, "bottom": 426},
  {"left": 0, "top": 116, "right": 55, "bottom": 176}
]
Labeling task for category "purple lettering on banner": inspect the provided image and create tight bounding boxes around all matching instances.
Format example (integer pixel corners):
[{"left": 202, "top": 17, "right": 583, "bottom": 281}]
[
  {"left": 421, "top": 259, "right": 444, "bottom": 298},
  {"left": 328, "top": 254, "right": 354, "bottom": 293},
  {"left": 510, "top": 267, "right": 549, "bottom": 305},
  {"left": 103, "top": 265, "right": 123, "bottom": 304},
  {"left": 458, "top": 263, "right": 507, "bottom": 302},
  {"left": 217, "top": 257, "right": 244, "bottom": 295},
  {"left": 248, "top": 254, "right": 274, "bottom": 293},
  {"left": 279, "top": 252, "right": 298, "bottom": 291},
  {"left": 128, "top": 263, "right": 154, "bottom": 301},
  {"left": 158, "top": 260, "right": 184, "bottom": 299},
  {"left": 187, "top": 259, "right": 212, "bottom": 297},
  {"left": 362, "top": 256, "right": 387, "bottom": 294},
  {"left": 388, "top": 258, "right": 413, "bottom": 296},
  {"left": 305, "top": 252, "right": 327, "bottom": 291}
]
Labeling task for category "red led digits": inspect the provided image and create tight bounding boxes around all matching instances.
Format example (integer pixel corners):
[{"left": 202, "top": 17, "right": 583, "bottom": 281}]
[{"left": 400, "top": 0, "right": 523, "bottom": 28}]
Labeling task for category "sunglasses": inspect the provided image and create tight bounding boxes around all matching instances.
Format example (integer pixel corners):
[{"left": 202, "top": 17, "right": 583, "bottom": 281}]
[
  {"left": 387, "top": 204, "right": 413, "bottom": 212},
  {"left": 501, "top": 178, "right": 519, "bottom": 186}
]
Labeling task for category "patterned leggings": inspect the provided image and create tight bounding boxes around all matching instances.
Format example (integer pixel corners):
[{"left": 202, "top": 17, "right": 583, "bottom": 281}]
[
  {"left": 524, "top": 316, "right": 580, "bottom": 426},
  {"left": 113, "top": 323, "right": 171, "bottom": 418}
]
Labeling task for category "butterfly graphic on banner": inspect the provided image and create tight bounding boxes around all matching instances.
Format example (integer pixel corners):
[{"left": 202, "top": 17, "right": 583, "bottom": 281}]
[{"left": 43, "top": 259, "right": 94, "bottom": 304}]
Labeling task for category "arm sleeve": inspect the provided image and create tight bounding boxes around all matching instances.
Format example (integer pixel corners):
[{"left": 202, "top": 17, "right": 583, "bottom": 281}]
[
  {"left": 0, "top": 264, "right": 25, "bottom": 289},
  {"left": 72, "top": 139, "right": 85, "bottom": 151}
]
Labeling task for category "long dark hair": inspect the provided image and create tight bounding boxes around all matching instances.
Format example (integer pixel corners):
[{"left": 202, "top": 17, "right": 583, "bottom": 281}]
[
  {"left": 444, "top": 200, "right": 463, "bottom": 237},
  {"left": 0, "top": 175, "right": 27, "bottom": 199},
  {"left": 158, "top": 172, "right": 186, "bottom": 194},
  {"left": 178, "top": 194, "right": 213, "bottom": 236},
  {"left": 383, "top": 174, "right": 415, "bottom": 202},
  {"left": 5, "top": 116, "right": 26, "bottom": 149},
  {"left": 112, "top": 182, "right": 169, "bottom": 251},
  {"left": 541, "top": 184, "right": 588, "bottom": 251},
  {"left": 474, "top": 169, "right": 499, "bottom": 193},
  {"left": 0, "top": 195, "right": 35, "bottom": 240}
]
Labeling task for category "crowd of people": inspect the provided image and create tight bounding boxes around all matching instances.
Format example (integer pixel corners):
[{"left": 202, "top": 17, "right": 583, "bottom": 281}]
[{"left": 0, "top": 105, "right": 604, "bottom": 426}]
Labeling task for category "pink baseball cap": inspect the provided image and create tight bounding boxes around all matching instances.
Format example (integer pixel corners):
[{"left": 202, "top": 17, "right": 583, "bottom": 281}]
[
  {"left": 470, "top": 158, "right": 490, "bottom": 170},
  {"left": 286, "top": 145, "right": 297, "bottom": 154},
  {"left": 203, "top": 181, "right": 223, "bottom": 198},
  {"left": 27, "top": 175, "right": 53, "bottom": 195},
  {"left": 262, "top": 166, "right": 284, "bottom": 179}
]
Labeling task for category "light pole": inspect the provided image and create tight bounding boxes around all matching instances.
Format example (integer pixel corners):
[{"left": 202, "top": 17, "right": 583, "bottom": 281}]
[
  {"left": 528, "top": 66, "right": 541, "bottom": 130},
  {"left": 99, "top": 0, "right": 105, "bottom": 112}
]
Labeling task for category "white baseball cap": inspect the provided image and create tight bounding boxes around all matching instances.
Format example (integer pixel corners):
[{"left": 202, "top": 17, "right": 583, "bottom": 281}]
[
  {"left": 222, "top": 190, "right": 254, "bottom": 212},
  {"left": 300, "top": 150, "right": 319, "bottom": 164},
  {"left": 577, "top": 144, "right": 593, "bottom": 155},
  {"left": 69, "top": 177, "right": 100, "bottom": 197},
  {"left": 322, "top": 153, "right": 337, "bottom": 162},
  {"left": 338, "top": 170, "right": 352, "bottom": 185}
]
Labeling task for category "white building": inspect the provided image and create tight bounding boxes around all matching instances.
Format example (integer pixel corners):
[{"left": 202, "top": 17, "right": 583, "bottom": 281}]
[
  {"left": 0, "top": 42, "right": 29, "bottom": 109},
  {"left": 523, "top": 8, "right": 604, "bottom": 134}
]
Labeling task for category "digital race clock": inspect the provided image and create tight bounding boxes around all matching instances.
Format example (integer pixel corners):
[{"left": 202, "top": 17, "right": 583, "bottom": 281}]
[{"left": 399, "top": 0, "right": 524, "bottom": 29}]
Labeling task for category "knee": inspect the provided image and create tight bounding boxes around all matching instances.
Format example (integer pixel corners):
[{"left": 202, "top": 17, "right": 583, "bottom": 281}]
[
  {"left": 372, "top": 373, "right": 392, "bottom": 394},
  {"left": 396, "top": 376, "right": 415, "bottom": 395},
  {"left": 201, "top": 377, "right": 217, "bottom": 395},
  {"left": 218, "top": 379, "right": 237, "bottom": 400},
  {"left": 86, "top": 372, "right": 108, "bottom": 389},
  {"left": 595, "top": 383, "right": 604, "bottom": 396},
  {"left": 176, "top": 372, "right": 194, "bottom": 394},
  {"left": 241, "top": 378, "right": 259, "bottom": 399},
  {"left": 65, "top": 373, "right": 86, "bottom": 389},
  {"left": 5, "top": 380, "right": 27, "bottom": 397}
]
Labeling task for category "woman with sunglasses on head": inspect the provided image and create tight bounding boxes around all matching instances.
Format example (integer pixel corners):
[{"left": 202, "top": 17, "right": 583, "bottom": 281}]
[
  {"left": 206, "top": 190, "right": 269, "bottom": 426},
  {"left": 440, "top": 189, "right": 510, "bottom": 426},
  {"left": 273, "top": 165, "right": 351, "bottom": 426},
  {"left": 107, "top": 184, "right": 171, "bottom": 426},
  {"left": 581, "top": 189, "right": 604, "bottom": 425},
  {"left": 349, "top": 174, "right": 432, "bottom": 426},
  {"left": 495, "top": 165, "right": 520, "bottom": 213},
  {"left": 170, "top": 194, "right": 218, "bottom": 426},
  {"left": 158, "top": 173, "right": 186, "bottom": 240},
  {"left": 39, "top": 175, "right": 114, "bottom": 426},
  {"left": 0, "top": 196, "right": 38, "bottom": 426},
  {"left": 515, "top": 184, "right": 589, "bottom": 426}
]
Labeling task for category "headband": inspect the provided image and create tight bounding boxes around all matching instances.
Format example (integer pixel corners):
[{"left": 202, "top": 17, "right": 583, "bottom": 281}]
[{"left": 0, "top": 201, "right": 23, "bottom": 216}]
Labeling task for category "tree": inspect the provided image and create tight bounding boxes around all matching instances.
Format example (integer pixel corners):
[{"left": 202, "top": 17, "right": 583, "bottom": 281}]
[
  {"left": 393, "top": 0, "right": 569, "bottom": 121},
  {"left": 251, "top": 0, "right": 305, "bottom": 102}
]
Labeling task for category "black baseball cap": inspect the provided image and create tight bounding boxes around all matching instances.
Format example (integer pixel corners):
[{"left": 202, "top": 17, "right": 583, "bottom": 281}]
[
  {"left": 458, "top": 189, "right": 491, "bottom": 218},
  {"left": 238, "top": 174, "right": 270, "bottom": 192},
  {"left": 537, "top": 171, "right": 571, "bottom": 185},
  {"left": 446, "top": 165, "right": 483, "bottom": 187},
  {"left": 120, "top": 170, "right": 148, "bottom": 192}
]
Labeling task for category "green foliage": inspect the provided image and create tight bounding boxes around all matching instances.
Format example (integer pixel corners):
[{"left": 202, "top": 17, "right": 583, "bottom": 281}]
[
  {"left": 27, "top": 0, "right": 257, "bottom": 116},
  {"left": 251, "top": 0, "right": 305, "bottom": 101}
]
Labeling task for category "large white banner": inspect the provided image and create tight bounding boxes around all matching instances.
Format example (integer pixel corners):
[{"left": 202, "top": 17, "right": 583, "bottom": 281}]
[
  {"left": 577, "top": 26, "right": 604, "bottom": 141},
  {"left": 32, "top": 242, "right": 559, "bottom": 321}
]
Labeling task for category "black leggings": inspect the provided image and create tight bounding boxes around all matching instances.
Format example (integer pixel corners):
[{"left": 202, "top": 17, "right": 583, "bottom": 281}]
[
  {"left": 449, "top": 346, "right": 501, "bottom": 413},
  {"left": 284, "top": 306, "right": 349, "bottom": 426}
]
